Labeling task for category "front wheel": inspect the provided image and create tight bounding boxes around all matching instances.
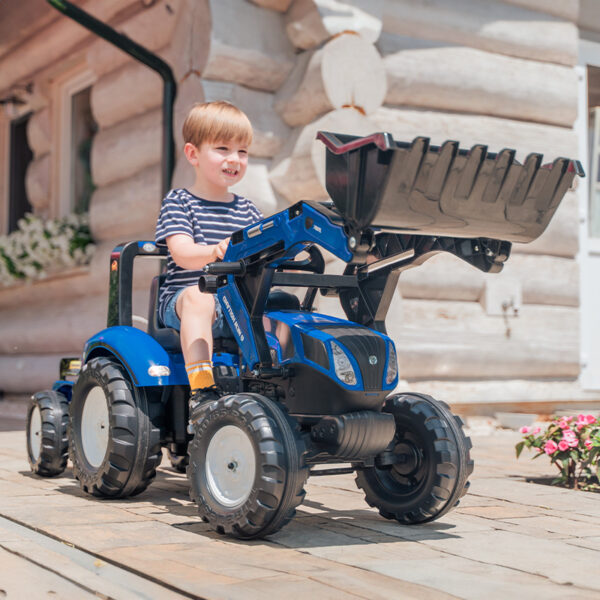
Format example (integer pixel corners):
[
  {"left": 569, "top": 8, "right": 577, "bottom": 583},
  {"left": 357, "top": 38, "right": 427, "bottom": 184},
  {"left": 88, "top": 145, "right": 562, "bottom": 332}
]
[
  {"left": 26, "top": 390, "right": 69, "bottom": 477},
  {"left": 355, "top": 393, "right": 473, "bottom": 524},
  {"left": 188, "top": 393, "right": 308, "bottom": 539},
  {"left": 69, "top": 357, "right": 163, "bottom": 498}
]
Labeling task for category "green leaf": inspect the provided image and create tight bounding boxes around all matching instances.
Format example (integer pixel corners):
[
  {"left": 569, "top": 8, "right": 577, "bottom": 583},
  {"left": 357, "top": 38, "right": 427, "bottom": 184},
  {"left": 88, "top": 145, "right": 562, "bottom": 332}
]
[{"left": 515, "top": 441, "right": 525, "bottom": 459}]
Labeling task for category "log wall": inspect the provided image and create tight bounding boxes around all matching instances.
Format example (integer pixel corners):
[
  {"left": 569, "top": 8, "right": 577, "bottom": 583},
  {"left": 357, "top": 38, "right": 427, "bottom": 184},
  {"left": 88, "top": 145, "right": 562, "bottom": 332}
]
[{"left": 1, "top": 0, "right": 596, "bottom": 413}]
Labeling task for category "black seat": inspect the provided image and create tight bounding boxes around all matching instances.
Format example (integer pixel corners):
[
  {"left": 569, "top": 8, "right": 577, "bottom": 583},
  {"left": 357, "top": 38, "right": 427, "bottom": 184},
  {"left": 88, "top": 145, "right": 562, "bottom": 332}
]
[{"left": 147, "top": 274, "right": 182, "bottom": 352}]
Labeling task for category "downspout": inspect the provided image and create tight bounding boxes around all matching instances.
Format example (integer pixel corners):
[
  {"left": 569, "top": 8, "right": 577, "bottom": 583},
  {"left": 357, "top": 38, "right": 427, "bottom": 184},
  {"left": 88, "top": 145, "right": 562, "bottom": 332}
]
[{"left": 47, "top": 0, "right": 176, "bottom": 197}]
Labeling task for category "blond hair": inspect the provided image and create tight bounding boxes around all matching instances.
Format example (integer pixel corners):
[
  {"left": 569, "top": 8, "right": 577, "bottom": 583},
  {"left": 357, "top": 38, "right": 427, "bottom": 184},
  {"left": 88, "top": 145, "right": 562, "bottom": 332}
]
[{"left": 182, "top": 101, "right": 253, "bottom": 148}]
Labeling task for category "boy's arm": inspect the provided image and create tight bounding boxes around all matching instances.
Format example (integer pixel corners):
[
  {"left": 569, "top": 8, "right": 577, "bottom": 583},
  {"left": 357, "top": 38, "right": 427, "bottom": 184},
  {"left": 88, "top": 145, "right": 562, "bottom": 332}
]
[{"left": 166, "top": 234, "right": 229, "bottom": 270}]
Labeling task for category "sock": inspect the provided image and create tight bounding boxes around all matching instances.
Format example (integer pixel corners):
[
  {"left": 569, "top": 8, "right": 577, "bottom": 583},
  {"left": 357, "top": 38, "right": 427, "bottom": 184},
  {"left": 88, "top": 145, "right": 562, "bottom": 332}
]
[{"left": 185, "top": 360, "right": 215, "bottom": 391}]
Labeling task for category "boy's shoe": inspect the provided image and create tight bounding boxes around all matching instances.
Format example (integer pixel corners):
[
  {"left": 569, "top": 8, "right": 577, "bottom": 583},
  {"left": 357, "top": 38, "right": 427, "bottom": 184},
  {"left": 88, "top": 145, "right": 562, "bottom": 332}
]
[{"left": 188, "top": 385, "right": 221, "bottom": 432}]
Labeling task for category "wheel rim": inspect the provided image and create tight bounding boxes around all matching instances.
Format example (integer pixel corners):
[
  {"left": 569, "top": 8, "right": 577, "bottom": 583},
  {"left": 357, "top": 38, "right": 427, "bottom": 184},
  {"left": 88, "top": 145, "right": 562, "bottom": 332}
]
[
  {"left": 81, "top": 386, "right": 109, "bottom": 468},
  {"left": 29, "top": 405, "right": 42, "bottom": 462},
  {"left": 205, "top": 425, "right": 256, "bottom": 508},
  {"left": 379, "top": 426, "right": 430, "bottom": 497}
]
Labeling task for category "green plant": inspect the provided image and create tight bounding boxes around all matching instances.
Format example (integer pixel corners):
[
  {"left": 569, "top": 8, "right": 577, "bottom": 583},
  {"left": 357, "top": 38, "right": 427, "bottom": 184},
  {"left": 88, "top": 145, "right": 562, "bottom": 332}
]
[
  {"left": 516, "top": 414, "right": 600, "bottom": 490},
  {"left": 0, "top": 212, "right": 94, "bottom": 286}
]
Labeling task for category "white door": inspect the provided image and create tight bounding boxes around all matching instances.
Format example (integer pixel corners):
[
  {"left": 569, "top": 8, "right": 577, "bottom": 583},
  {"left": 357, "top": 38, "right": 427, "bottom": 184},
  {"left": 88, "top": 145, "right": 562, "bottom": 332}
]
[{"left": 578, "top": 47, "right": 600, "bottom": 389}]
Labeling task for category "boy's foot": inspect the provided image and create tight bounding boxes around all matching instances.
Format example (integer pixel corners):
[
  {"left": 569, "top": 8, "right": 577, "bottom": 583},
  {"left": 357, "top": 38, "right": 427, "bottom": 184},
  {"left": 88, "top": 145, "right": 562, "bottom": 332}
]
[{"left": 188, "top": 385, "right": 221, "bottom": 431}]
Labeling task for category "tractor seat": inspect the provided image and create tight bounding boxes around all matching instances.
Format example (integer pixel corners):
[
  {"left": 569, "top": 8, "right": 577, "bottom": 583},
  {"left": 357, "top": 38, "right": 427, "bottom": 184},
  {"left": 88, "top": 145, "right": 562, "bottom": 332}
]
[{"left": 147, "top": 276, "right": 300, "bottom": 354}]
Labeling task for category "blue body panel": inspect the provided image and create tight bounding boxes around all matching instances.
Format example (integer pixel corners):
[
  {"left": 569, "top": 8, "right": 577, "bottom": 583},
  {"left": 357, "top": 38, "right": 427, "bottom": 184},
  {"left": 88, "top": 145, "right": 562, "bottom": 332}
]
[
  {"left": 83, "top": 326, "right": 188, "bottom": 387},
  {"left": 263, "top": 310, "right": 398, "bottom": 392}
]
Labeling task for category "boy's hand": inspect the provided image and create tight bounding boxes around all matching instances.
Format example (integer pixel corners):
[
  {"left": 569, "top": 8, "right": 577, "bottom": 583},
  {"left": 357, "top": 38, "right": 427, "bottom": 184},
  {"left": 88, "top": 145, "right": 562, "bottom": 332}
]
[{"left": 214, "top": 237, "right": 230, "bottom": 261}]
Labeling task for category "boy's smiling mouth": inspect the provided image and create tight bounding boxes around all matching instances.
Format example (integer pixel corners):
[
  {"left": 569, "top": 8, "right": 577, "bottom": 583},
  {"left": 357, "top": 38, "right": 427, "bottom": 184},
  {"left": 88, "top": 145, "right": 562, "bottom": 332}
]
[{"left": 223, "top": 168, "right": 238, "bottom": 176}]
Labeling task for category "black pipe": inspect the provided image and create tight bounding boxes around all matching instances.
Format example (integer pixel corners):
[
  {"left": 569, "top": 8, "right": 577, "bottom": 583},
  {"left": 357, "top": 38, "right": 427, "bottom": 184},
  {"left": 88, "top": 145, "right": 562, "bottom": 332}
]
[{"left": 47, "top": 0, "right": 176, "bottom": 197}]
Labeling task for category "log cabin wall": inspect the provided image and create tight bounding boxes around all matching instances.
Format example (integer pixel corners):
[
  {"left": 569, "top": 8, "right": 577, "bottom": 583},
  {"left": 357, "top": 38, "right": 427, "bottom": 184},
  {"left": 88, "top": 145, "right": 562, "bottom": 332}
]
[{"left": 0, "top": 0, "right": 598, "bottom": 415}]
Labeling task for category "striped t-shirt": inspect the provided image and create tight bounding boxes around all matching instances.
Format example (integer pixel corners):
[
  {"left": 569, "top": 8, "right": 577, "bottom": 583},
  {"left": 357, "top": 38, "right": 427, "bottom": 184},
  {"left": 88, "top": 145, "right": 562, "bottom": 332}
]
[{"left": 155, "top": 188, "right": 263, "bottom": 325}]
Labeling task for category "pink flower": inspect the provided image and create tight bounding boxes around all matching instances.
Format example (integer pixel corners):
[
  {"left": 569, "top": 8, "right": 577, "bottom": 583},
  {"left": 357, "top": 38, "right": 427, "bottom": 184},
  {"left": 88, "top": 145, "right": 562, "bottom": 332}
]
[
  {"left": 584, "top": 439, "right": 593, "bottom": 450},
  {"left": 532, "top": 427, "right": 541, "bottom": 434},
  {"left": 544, "top": 440, "right": 558, "bottom": 455},
  {"left": 520, "top": 426, "right": 530, "bottom": 434},
  {"left": 558, "top": 419, "right": 570, "bottom": 430},
  {"left": 577, "top": 423, "right": 584, "bottom": 431},
  {"left": 566, "top": 416, "right": 574, "bottom": 422},
  {"left": 586, "top": 415, "right": 597, "bottom": 425},
  {"left": 558, "top": 440, "right": 569, "bottom": 452}
]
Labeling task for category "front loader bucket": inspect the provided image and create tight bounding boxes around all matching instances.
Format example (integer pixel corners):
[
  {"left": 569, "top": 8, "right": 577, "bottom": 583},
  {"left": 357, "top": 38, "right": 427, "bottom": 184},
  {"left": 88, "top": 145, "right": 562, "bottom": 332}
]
[{"left": 318, "top": 131, "right": 584, "bottom": 243}]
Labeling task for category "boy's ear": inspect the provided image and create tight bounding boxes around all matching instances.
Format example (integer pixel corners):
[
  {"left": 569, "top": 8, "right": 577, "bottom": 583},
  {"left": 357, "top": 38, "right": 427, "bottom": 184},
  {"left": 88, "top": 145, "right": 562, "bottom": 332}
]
[{"left": 184, "top": 142, "right": 199, "bottom": 166}]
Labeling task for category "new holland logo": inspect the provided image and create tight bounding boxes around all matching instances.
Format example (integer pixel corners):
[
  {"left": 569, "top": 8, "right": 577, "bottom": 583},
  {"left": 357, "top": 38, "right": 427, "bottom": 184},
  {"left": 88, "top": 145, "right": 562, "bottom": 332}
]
[{"left": 222, "top": 295, "right": 244, "bottom": 342}]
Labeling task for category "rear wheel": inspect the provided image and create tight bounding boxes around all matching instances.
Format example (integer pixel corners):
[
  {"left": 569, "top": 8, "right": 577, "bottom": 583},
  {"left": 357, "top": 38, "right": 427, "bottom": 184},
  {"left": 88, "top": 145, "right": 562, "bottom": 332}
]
[
  {"left": 355, "top": 393, "right": 473, "bottom": 524},
  {"left": 188, "top": 393, "right": 307, "bottom": 539},
  {"left": 26, "top": 390, "right": 69, "bottom": 477},
  {"left": 69, "top": 357, "right": 163, "bottom": 498}
]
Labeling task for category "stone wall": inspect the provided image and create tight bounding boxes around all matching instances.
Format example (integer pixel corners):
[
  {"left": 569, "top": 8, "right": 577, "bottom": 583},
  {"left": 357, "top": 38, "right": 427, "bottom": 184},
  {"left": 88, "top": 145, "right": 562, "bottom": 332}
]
[{"left": 0, "top": 0, "right": 594, "bottom": 413}]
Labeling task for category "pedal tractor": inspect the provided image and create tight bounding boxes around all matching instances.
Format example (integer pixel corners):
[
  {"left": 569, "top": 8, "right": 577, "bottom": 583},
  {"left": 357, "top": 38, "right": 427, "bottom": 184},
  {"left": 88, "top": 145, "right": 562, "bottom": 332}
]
[{"left": 26, "top": 132, "right": 583, "bottom": 538}]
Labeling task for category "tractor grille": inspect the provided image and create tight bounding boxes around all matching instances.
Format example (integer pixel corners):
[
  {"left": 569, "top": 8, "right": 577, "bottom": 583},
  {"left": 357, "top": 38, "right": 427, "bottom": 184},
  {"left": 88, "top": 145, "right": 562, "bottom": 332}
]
[{"left": 318, "top": 326, "right": 386, "bottom": 390}]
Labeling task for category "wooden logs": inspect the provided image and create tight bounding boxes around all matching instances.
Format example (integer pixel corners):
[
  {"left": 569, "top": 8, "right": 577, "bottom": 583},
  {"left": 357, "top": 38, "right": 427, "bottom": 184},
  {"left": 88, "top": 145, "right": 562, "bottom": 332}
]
[
  {"left": 0, "top": 0, "right": 143, "bottom": 91},
  {"left": 275, "top": 33, "right": 387, "bottom": 127},
  {"left": 202, "top": 80, "right": 290, "bottom": 157},
  {"left": 91, "top": 109, "right": 161, "bottom": 187},
  {"left": 91, "top": 62, "right": 163, "bottom": 129},
  {"left": 26, "top": 108, "right": 51, "bottom": 157},
  {"left": 86, "top": 0, "right": 182, "bottom": 79},
  {"left": 386, "top": 299, "right": 579, "bottom": 379},
  {"left": 202, "top": 0, "right": 295, "bottom": 92},
  {"left": 512, "top": 192, "right": 578, "bottom": 258},
  {"left": 249, "top": 0, "right": 293, "bottom": 11},
  {"left": 231, "top": 158, "right": 285, "bottom": 216},
  {"left": 382, "top": 0, "right": 577, "bottom": 66},
  {"left": 24, "top": 154, "right": 51, "bottom": 212},
  {"left": 500, "top": 0, "right": 579, "bottom": 21},
  {"left": 0, "top": 354, "right": 75, "bottom": 394},
  {"left": 403, "top": 380, "right": 599, "bottom": 414},
  {"left": 381, "top": 42, "right": 577, "bottom": 127},
  {"left": 399, "top": 253, "right": 578, "bottom": 307},
  {"left": 498, "top": 254, "right": 579, "bottom": 307},
  {"left": 285, "top": 0, "right": 383, "bottom": 50},
  {"left": 270, "top": 107, "right": 375, "bottom": 204},
  {"left": 371, "top": 106, "right": 578, "bottom": 163},
  {"left": 90, "top": 164, "right": 161, "bottom": 242}
]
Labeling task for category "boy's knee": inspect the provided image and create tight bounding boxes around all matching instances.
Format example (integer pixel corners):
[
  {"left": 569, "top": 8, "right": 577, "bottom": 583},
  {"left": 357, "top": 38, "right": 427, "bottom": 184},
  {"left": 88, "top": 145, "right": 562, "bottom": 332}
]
[{"left": 178, "top": 286, "right": 215, "bottom": 316}]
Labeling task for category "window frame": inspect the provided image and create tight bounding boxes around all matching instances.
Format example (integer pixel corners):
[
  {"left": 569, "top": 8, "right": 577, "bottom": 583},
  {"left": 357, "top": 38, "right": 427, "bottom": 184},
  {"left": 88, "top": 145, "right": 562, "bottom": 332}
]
[
  {"left": 0, "top": 101, "right": 33, "bottom": 234},
  {"left": 52, "top": 67, "right": 97, "bottom": 219}
]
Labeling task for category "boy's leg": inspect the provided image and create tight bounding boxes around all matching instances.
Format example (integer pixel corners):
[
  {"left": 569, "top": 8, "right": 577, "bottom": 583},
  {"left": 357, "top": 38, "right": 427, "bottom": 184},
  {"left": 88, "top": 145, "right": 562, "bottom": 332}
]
[{"left": 176, "top": 286, "right": 217, "bottom": 391}]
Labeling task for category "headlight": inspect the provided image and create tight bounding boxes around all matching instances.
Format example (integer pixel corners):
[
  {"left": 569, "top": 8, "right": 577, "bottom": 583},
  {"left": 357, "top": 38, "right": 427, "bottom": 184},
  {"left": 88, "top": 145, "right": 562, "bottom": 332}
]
[
  {"left": 330, "top": 341, "right": 357, "bottom": 386},
  {"left": 385, "top": 343, "right": 398, "bottom": 385}
]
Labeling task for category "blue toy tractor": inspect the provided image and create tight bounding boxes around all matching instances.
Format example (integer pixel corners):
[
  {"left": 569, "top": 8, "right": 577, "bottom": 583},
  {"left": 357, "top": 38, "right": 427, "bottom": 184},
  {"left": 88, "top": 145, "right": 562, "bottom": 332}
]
[{"left": 26, "top": 132, "right": 583, "bottom": 539}]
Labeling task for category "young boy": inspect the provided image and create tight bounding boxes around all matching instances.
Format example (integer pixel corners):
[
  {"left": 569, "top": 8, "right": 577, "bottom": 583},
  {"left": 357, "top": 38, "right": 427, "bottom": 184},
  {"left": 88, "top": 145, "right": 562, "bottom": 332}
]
[{"left": 155, "top": 101, "right": 262, "bottom": 403}]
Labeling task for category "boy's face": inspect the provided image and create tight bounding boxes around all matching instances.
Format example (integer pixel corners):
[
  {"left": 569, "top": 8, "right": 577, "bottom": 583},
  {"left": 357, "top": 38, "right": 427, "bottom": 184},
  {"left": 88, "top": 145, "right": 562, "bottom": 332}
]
[{"left": 185, "top": 139, "right": 249, "bottom": 193}]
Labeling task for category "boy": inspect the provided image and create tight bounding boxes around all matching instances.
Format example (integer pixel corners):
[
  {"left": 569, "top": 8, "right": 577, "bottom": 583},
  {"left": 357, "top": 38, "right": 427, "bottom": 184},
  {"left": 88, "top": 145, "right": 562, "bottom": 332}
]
[{"left": 155, "top": 101, "right": 262, "bottom": 404}]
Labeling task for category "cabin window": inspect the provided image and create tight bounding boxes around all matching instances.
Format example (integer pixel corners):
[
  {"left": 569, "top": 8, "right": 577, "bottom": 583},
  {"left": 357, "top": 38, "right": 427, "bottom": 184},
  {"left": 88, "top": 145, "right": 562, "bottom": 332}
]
[
  {"left": 70, "top": 87, "right": 97, "bottom": 214},
  {"left": 7, "top": 112, "right": 33, "bottom": 232}
]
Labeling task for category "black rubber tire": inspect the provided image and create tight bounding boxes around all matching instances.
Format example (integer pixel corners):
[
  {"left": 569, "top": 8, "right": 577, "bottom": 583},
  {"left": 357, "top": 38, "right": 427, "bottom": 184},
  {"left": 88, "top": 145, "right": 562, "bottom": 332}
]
[
  {"left": 355, "top": 393, "right": 473, "bottom": 524},
  {"left": 167, "top": 446, "right": 189, "bottom": 473},
  {"left": 26, "top": 390, "right": 69, "bottom": 477},
  {"left": 69, "top": 357, "right": 163, "bottom": 498},
  {"left": 188, "top": 393, "right": 308, "bottom": 539}
]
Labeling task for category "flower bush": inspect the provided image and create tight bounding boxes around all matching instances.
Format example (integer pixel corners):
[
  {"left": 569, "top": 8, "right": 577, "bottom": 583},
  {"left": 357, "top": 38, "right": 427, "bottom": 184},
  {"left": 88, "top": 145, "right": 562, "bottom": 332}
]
[
  {"left": 0, "top": 213, "right": 94, "bottom": 286},
  {"left": 516, "top": 414, "right": 600, "bottom": 490}
]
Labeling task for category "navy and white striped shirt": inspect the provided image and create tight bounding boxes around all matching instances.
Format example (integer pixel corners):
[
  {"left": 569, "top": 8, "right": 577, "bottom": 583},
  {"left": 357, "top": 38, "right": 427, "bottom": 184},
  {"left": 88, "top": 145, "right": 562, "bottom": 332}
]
[{"left": 155, "top": 188, "right": 263, "bottom": 325}]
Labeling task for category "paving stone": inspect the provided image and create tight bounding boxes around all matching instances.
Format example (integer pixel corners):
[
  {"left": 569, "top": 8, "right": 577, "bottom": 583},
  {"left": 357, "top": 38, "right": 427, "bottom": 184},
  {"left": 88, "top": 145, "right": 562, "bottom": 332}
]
[
  {"left": 0, "top": 546, "right": 98, "bottom": 599},
  {"left": 456, "top": 504, "right": 540, "bottom": 519},
  {"left": 420, "top": 530, "right": 600, "bottom": 591},
  {"left": 502, "top": 515, "right": 600, "bottom": 538}
]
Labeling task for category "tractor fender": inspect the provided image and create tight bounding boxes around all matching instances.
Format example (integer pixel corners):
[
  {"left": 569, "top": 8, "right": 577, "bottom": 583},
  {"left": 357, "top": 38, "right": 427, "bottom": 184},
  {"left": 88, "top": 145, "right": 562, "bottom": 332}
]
[{"left": 83, "top": 326, "right": 188, "bottom": 387}]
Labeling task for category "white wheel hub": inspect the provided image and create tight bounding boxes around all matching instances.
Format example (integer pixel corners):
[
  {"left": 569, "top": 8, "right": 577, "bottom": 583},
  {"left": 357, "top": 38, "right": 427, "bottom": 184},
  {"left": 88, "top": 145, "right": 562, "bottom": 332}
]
[
  {"left": 81, "top": 386, "right": 109, "bottom": 468},
  {"left": 205, "top": 425, "right": 256, "bottom": 508},
  {"left": 29, "top": 405, "right": 42, "bottom": 462}
]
